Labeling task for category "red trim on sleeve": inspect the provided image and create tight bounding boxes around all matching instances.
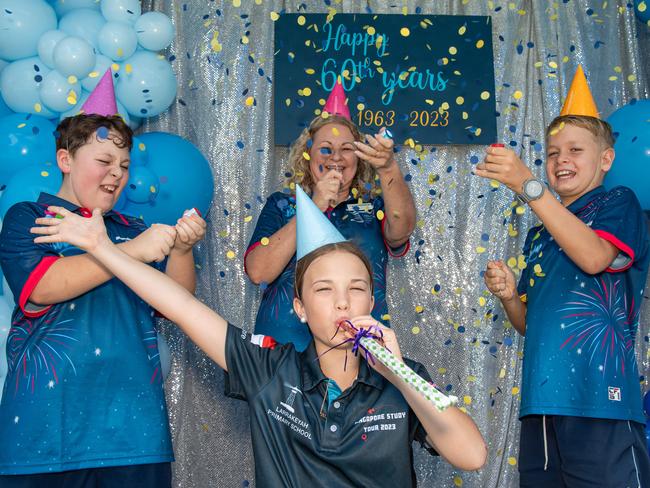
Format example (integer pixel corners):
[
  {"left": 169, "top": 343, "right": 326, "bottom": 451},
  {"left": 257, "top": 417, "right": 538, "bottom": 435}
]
[
  {"left": 593, "top": 229, "right": 635, "bottom": 273},
  {"left": 380, "top": 218, "right": 410, "bottom": 258},
  {"left": 19, "top": 256, "right": 60, "bottom": 318},
  {"left": 243, "top": 241, "right": 263, "bottom": 277}
]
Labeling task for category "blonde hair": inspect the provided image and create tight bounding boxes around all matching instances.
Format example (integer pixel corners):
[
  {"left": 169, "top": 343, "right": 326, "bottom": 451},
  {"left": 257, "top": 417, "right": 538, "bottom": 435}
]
[
  {"left": 546, "top": 115, "right": 615, "bottom": 149},
  {"left": 287, "top": 115, "right": 379, "bottom": 199}
]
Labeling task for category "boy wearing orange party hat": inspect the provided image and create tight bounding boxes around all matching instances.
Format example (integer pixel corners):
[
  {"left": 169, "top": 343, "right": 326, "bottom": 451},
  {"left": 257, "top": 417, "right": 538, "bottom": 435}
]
[
  {"left": 0, "top": 69, "right": 205, "bottom": 487},
  {"left": 477, "top": 66, "right": 650, "bottom": 486}
]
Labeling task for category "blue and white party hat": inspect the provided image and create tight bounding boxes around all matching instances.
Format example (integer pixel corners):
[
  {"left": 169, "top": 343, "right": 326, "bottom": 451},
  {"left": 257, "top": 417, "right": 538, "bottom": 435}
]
[{"left": 296, "top": 184, "right": 346, "bottom": 260}]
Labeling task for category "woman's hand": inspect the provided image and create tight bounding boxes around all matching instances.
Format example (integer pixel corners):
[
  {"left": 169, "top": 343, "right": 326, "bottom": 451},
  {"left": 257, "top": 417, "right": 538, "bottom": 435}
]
[
  {"left": 311, "top": 168, "right": 344, "bottom": 210},
  {"left": 354, "top": 128, "right": 395, "bottom": 173}
]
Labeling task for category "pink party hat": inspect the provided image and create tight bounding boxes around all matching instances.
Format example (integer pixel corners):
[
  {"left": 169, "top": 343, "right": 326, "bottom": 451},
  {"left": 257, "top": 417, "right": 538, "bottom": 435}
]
[
  {"left": 81, "top": 69, "right": 117, "bottom": 116},
  {"left": 323, "top": 77, "right": 351, "bottom": 120}
]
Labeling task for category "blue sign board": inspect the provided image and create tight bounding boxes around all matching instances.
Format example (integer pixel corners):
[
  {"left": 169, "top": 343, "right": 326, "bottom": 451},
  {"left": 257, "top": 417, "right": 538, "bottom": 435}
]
[{"left": 274, "top": 14, "right": 497, "bottom": 145}]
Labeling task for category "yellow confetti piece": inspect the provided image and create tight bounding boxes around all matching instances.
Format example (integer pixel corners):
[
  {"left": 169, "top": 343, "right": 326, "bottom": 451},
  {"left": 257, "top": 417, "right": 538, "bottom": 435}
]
[
  {"left": 415, "top": 305, "right": 424, "bottom": 313},
  {"left": 507, "top": 257, "right": 517, "bottom": 268},
  {"left": 508, "top": 457, "right": 517, "bottom": 466},
  {"left": 438, "top": 367, "right": 447, "bottom": 374},
  {"left": 270, "top": 11, "right": 279, "bottom": 21},
  {"left": 66, "top": 90, "right": 77, "bottom": 105},
  {"left": 449, "top": 46, "right": 457, "bottom": 55},
  {"left": 609, "top": 76, "right": 618, "bottom": 81},
  {"left": 515, "top": 206, "right": 526, "bottom": 215},
  {"left": 245, "top": 96, "right": 254, "bottom": 106},
  {"left": 476, "top": 39, "right": 484, "bottom": 48},
  {"left": 232, "top": 0, "right": 241, "bottom": 6},
  {"left": 518, "top": 255, "right": 527, "bottom": 270},
  {"left": 639, "top": 1, "right": 647, "bottom": 12},
  {"left": 244, "top": 216, "right": 252, "bottom": 223},
  {"left": 66, "top": 75, "right": 78, "bottom": 84},
  {"left": 454, "top": 475, "right": 464, "bottom": 486},
  {"left": 138, "top": 142, "right": 146, "bottom": 151},
  {"left": 440, "top": 102, "right": 450, "bottom": 111},
  {"left": 529, "top": 278, "right": 535, "bottom": 287},
  {"left": 462, "top": 111, "right": 468, "bottom": 120},
  {"left": 226, "top": 250, "right": 236, "bottom": 259},
  {"left": 376, "top": 209, "right": 385, "bottom": 221},
  {"left": 467, "top": 375, "right": 477, "bottom": 382},
  {"left": 88, "top": 71, "right": 99, "bottom": 79},
  {"left": 458, "top": 25, "right": 466, "bottom": 35},
  {"left": 628, "top": 74, "right": 637, "bottom": 82},
  {"left": 303, "top": 87, "right": 312, "bottom": 96},
  {"left": 331, "top": 126, "right": 339, "bottom": 136},
  {"left": 479, "top": 297, "right": 486, "bottom": 306},
  {"left": 489, "top": 179, "right": 500, "bottom": 188},
  {"left": 40, "top": 171, "right": 49, "bottom": 177},
  {"left": 367, "top": 26, "right": 376, "bottom": 35},
  {"left": 297, "top": 15, "right": 306, "bottom": 26},
  {"left": 480, "top": 91, "right": 490, "bottom": 100},
  {"left": 463, "top": 395, "right": 472, "bottom": 405},
  {"left": 111, "top": 63, "right": 120, "bottom": 72},
  {"left": 476, "top": 246, "right": 486, "bottom": 254},
  {"left": 548, "top": 61, "right": 558, "bottom": 69},
  {"left": 17, "top": 123, "right": 26, "bottom": 129},
  {"left": 513, "top": 90, "right": 523, "bottom": 100},
  {"left": 512, "top": 387, "right": 520, "bottom": 395},
  {"left": 34, "top": 103, "right": 42, "bottom": 113},
  {"left": 302, "top": 152, "right": 310, "bottom": 161},
  {"left": 241, "top": 35, "right": 249, "bottom": 44},
  {"left": 285, "top": 98, "right": 291, "bottom": 107},
  {"left": 400, "top": 27, "right": 410, "bottom": 37},
  {"left": 499, "top": 368, "right": 506, "bottom": 378},
  {"left": 124, "top": 63, "right": 133, "bottom": 74},
  {"left": 304, "top": 68, "right": 315, "bottom": 75},
  {"left": 381, "top": 313, "right": 391, "bottom": 321},
  {"left": 411, "top": 326, "right": 420, "bottom": 334},
  {"left": 260, "top": 237, "right": 270, "bottom": 246}
]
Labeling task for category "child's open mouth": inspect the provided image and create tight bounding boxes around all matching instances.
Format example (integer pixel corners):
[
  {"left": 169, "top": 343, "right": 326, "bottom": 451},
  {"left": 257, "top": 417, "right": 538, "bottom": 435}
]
[
  {"left": 555, "top": 169, "right": 576, "bottom": 180},
  {"left": 100, "top": 185, "right": 117, "bottom": 193}
]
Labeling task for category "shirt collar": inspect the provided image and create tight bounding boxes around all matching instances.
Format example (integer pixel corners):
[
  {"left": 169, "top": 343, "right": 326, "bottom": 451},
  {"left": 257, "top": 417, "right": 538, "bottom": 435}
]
[
  {"left": 37, "top": 192, "right": 128, "bottom": 224},
  {"left": 566, "top": 185, "right": 606, "bottom": 214},
  {"left": 299, "top": 340, "right": 385, "bottom": 392}
]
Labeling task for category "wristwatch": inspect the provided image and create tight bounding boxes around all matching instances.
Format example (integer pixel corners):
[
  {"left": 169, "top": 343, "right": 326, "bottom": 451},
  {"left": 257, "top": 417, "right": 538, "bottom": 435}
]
[{"left": 517, "top": 178, "right": 545, "bottom": 204}]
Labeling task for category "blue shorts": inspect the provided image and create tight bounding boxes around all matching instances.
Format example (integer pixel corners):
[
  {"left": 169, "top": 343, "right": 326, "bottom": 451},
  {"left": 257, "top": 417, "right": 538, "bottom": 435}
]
[
  {"left": 0, "top": 463, "right": 171, "bottom": 488},
  {"left": 519, "top": 415, "right": 650, "bottom": 488}
]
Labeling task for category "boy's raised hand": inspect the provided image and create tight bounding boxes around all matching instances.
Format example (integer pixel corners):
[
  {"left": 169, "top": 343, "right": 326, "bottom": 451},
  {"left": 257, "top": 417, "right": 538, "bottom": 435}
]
[
  {"left": 132, "top": 224, "right": 177, "bottom": 263},
  {"left": 31, "top": 206, "right": 109, "bottom": 252},
  {"left": 484, "top": 260, "right": 517, "bottom": 301},
  {"left": 475, "top": 145, "right": 534, "bottom": 193},
  {"left": 172, "top": 210, "right": 207, "bottom": 254}
]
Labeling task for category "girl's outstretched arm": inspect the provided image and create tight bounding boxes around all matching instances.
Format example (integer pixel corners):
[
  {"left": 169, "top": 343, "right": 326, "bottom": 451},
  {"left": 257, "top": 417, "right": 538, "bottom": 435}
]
[{"left": 32, "top": 206, "right": 229, "bottom": 371}]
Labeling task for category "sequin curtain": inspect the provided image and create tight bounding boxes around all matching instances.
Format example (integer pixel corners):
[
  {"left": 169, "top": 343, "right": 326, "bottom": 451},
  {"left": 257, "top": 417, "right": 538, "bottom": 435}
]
[{"left": 140, "top": 1, "right": 650, "bottom": 486}]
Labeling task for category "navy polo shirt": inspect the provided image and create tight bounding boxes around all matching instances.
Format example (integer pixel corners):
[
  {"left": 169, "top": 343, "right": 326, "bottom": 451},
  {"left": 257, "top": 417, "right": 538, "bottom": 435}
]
[
  {"left": 0, "top": 193, "right": 173, "bottom": 474},
  {"left": 224, "top": 323, "right": 437, "bottom": 487},
  {"left": 517, "top": 186, "right": 649, "bottom": 423},
  {"left": 246, "top": 191, "right": 409, "bottom": 352}
]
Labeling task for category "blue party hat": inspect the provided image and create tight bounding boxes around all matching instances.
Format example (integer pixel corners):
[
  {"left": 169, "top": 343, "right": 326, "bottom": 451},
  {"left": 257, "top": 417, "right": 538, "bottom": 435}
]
[{"left": 296, "top": 184, "right": 346, "bottom": 260}]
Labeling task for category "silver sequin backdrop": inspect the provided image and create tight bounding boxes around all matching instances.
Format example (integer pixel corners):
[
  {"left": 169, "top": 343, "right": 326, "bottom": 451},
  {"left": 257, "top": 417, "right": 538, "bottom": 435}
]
[{"left": 141, "top": 1, "right": 650, "bottom": 487}]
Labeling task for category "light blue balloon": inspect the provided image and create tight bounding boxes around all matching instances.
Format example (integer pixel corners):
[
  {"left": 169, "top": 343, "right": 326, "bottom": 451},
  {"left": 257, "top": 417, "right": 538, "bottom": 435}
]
[
  {"left": 100, "top": 0, "right": 141, "bottom": 24},
  {"left": 128, "top": 114, "right": 141, "bottom": 130},
  {"left": 0, "top": 0, "right": 57, "bottom": 61},
  {"left": 39, "top": 70, "right": 82, "bottom": 113},
  {"left": 59, "top": 8, "right": 106, "bottom": 49},
  {"left": 53, "top": 36, "right": 96, "bottom": 78},
  {"left": 0, "top": 92, "right": 11, "bottom": 118},
  {"left": 0, "top": 57, "right": 57, "bottom": 118},
  {"left": 98, "top": 21, "right": 138, "bottom": 61},
  {"left": 124, "top": 165, "right": 158, "bottom": 203},
  {"left": 120, "top": 132, "right": 214, "bottom": 225},
  {"left": 0, "top": 161, "right": 62, "bottom": 218},
  {"left": 116, "top": 51, "right": 177, "bottom": 117},
  {"left": 605, "top": 99, "right": 650, "bottom": 210},
  {"left": 51, "top": 0, "right": 100, "bottom": 16},
  {"left": 81, "top": 54, "right": 113, "bottom": 91},
  {"left": 60, "top": 89, "right": 130, "bottom": 126},
  {"left": 37, "top": 30, "right": 68, "bottom": 69},
  {"left": 135, "top": 12, "right": 175, "bottom": 51}
]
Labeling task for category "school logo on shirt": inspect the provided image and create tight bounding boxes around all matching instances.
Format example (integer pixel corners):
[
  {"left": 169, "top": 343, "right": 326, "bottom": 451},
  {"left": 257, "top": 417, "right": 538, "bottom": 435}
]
[
  {"left": 266, "top": 383, "right": 313, "bottom": 440},
  {"left": 608, "top": 386, "right": 621, "bottom": 402}
]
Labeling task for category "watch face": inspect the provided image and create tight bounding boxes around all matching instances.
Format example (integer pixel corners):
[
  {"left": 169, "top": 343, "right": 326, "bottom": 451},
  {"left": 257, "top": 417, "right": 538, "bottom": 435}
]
[{"left": 525, "top": 179, "right": 544, "bottom": 198}]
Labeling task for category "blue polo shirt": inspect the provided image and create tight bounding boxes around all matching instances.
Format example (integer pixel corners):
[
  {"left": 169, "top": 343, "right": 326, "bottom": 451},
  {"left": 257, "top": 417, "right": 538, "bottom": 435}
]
[
  {"left": 517, "top": 186, "right": 649, "bottom": 423},
  {"left": 224, "top": 323, "right": 437, "bottom": 487},
  {"left": 246, "top": 191, "right": 409, "bottom": 352},
  {"left": 0, "top": 193, "right": 173, "bottom": 474}
]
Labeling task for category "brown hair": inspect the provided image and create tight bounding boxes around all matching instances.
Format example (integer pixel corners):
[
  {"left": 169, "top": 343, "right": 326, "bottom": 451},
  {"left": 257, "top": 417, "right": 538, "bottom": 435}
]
[
  {"left": 294, "top": 241, "right": 374, "bottom": 299},
  {"left": 287, "top": 115, "right": 378, "bottom": 199},
  {"left": 55, "top": 114, "right": 133, "bottom": 157},
  {"left": 545, "top": 115, "right": 615, "bottom": 148}
]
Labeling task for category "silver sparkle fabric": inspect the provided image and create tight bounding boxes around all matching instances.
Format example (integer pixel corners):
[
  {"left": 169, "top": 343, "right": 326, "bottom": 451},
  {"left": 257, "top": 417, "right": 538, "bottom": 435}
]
[{"left": 141, "top": 1, "right": 650, "bottom": 487}]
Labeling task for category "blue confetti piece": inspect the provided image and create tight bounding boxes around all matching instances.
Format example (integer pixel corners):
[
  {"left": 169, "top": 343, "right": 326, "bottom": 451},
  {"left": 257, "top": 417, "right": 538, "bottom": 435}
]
[
  {"left": 96, "top": 127, "right": 109, "bottom": 139},
  {"left": 236, "top": 141, "right": 245, "bottom": 149},
  {"left": 319, "top": 147, "right": 332, "bottom": 155}
]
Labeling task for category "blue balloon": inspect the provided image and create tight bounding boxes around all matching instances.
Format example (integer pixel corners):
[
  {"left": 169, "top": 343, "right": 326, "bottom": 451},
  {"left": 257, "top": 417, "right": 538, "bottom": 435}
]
[
  {"left": 0, "top": 162, "right": 62, "bottom": 218},
  {"left": 605, "top": 99, "right": 650, "bottom": 210},
  {"left": 0, "top": 113, "right": 57, "bottom": 187},
  {"left": 0, "top": 92, "right": 11, "bottom": 118},
  {"left": 37, "top": 30, "right": 68, "bottom": 69},
  {"left": 0, "top": 57, "right": 57, "bottom": 118},
  {"left": 59, "top": 8, "right": 107, "bottom": 49},
  {"left": 130, "top": 136, "right": 149, "bottom": 167},
  {"left": 634, "top": 0, "right": 650, "bottom": 23},
  {"left": 116, "top": 51, "right": 177, "bottom": 117},
  {"left": 53, "top": 36, "right": 96, "bottom": 78},
  {"left": 39, "top": 70, "right": 82, "bottom": 113},
  {"left": 100, "top": 0, "right": 141, "bottom": 24},
  {"left": 135, "top": 12, "right": 175, "bottom": 51},
  {"left": 120, "top": 132, "right": 214, "bottom": 225},
  {"left": 81, "top": 55, "right": 114, "bottom": 92},
  {"left": 51, "top": 0, "right": 100, "bottom": 16},
  {"left": 0, "top": 0, "right": 57, "bottom": 61},
  {"left": 98, "top": 21, "right": 139, "bottom": 61},
  {"left": 124, "top": 165, "right": 158, "bottom": 204}
]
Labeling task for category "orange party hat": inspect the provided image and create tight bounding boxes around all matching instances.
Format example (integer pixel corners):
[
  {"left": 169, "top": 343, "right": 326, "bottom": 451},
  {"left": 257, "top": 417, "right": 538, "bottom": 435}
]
[{"left": 560, "top": 65, "right": 599, "bottom": 118}]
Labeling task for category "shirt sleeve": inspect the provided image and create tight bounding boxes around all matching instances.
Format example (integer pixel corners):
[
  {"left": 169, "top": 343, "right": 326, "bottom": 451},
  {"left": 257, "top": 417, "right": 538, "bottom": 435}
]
[
  {"left": 224, "top": 323, "right": 293, "bottom": 401},
  {"left": 407, "top": 359, "right": 439, "bottom": 456},
  {"left": 0, "top": 203, "right": 60, "bottom": 317},
  {"left": 590, "top": 187, "right": 647, "bottom": 273},
  {"left": 244, "top": 192, "right": 294, "bottom": 275},
  {"left": 375, "top": 196, "right": 410, "bottom": 258}
]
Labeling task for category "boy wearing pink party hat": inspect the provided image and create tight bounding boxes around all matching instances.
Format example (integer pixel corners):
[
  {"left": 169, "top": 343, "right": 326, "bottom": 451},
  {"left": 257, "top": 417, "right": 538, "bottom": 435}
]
[
  {"left": 245, "top": 78, "right": 416, "bottom": 351},
  {"left": 0, "top": 69, "right": 206, "bottom": 487},
  {"left": 477, "top": 66, "right": 650, "bottom": 486}
]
